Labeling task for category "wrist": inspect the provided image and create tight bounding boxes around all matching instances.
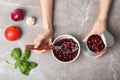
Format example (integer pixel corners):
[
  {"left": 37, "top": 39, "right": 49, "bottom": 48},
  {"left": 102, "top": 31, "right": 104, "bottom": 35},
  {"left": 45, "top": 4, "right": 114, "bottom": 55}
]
[
  {"left": 42, "top": 24, "right": 53, "bottom": 31},
  {"left": 96, "top": 17, "right": 107, "bottom": 30},
  {"left": 98, "top": 14, "right": 108, "bottom": 22}
]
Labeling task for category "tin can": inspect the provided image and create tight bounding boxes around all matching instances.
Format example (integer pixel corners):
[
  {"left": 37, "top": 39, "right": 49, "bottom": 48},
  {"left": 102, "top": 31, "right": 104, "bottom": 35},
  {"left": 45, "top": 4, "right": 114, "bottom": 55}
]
[{"left": 85, "top": 30, "right": 115, "bottom": 56}]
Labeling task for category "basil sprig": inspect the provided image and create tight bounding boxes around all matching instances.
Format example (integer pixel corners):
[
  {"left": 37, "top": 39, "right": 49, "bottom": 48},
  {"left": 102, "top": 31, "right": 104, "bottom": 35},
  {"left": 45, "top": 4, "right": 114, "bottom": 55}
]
[{"left": 11, "top": 48, "right": 38, "bottom": 76}]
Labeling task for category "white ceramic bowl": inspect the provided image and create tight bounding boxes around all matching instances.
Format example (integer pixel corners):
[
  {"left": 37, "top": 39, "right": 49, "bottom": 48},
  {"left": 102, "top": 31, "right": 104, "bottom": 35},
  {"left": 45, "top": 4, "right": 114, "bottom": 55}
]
[{"left": 52, "top": 34, "right": 81, "bottom": 63}]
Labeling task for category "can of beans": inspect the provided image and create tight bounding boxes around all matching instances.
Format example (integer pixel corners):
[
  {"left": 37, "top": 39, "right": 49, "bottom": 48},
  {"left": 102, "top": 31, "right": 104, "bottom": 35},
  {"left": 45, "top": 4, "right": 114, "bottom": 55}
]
[{"left": 85, "top": 30, "right": 115, "bottom": 56}]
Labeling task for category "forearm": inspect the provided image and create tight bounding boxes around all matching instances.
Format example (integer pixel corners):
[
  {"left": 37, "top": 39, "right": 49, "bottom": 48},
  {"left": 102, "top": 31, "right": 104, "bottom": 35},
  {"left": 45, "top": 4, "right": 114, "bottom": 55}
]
[
  {"left": 98, "top": 0, "right": 112, "bottom": 21},
  {"left": 39, "top": 0, "right": 53, "bottom": 29}
]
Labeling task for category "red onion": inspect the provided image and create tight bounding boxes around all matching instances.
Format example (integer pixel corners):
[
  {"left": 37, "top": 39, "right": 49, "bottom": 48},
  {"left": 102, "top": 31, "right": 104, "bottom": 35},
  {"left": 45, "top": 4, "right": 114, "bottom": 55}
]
[{"left": 11, "top": 8, "right": 24, "bottom": 21}]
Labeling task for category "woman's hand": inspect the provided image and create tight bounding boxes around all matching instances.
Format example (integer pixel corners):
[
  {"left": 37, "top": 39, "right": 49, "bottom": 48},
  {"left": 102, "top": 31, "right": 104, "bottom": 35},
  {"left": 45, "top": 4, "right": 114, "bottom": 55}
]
[
  {"left": 83, "top": 0, "right": 112, "bottom": 58},
  {"left": 83, "top": 18, "right": 108, "bottom": 58},
  {"left": 34, "top": 26, "right": 53, "bottom": 53},
  {"left": 83, "top": 18, "right": 106, "bottom": 42}
]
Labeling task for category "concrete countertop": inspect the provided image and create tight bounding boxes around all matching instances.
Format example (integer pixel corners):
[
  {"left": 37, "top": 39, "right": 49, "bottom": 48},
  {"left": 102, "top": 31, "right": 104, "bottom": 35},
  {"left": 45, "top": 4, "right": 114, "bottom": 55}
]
[{"left": 0, "top": 0, "right": 120, "bottom": 80}]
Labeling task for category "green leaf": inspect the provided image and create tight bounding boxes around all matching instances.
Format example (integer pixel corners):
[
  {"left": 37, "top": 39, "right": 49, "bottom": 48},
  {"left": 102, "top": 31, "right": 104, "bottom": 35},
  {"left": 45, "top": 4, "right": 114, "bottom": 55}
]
[
  {"left": 21, "top": 50, "right": 31, "bottom": 61},
  {"left": 20, "top": 61, "right": 30, "bottom": 76},
  {"left": 11, "top": 48, "right": 21, "bottom": 60},
  {"left": 28, "top": 62, "right": 38, "bottom": 69},
  {"left": 15, "top": 60, "right": 22, "bottom": 69},
  {"left": 10, "top": 48, "right": 38, "bottom": 76}
]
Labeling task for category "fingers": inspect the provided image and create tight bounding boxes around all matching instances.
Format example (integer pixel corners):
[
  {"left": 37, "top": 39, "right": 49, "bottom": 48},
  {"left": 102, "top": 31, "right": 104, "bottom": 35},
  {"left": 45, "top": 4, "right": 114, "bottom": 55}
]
[
  {"left": 34, "top": 38, "right": 42, "bottom": 48},
  {"left": 49, "top": 39, "right": 52, "bottom": 45},
  {"left": 33, "top": 49, "right": 47, "bottom": 54},
  {"left": 83, "top": 33, "right": 92, "bottom": 42},
  {"left": 96, "top": 48, "right": 108, "bottom": 58},
  {"left": 33, "top": 39, "right": 52, "bottom": 54}
]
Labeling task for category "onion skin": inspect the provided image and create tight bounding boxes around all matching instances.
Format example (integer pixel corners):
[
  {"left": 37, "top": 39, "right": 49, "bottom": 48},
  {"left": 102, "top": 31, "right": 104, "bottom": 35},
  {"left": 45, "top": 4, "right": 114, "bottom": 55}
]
[{"left": 11, "top": 9, "right": 24, "bottom": 21}]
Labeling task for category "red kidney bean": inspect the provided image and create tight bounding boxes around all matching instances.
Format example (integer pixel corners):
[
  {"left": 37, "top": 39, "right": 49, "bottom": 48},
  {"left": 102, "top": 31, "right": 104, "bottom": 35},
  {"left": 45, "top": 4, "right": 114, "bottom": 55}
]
[
  {"left": 87, "top": 35, "right": 105, "bottom": 53},
  {"left": 53, "top": 38, "right": 78, "bottom": 62}
]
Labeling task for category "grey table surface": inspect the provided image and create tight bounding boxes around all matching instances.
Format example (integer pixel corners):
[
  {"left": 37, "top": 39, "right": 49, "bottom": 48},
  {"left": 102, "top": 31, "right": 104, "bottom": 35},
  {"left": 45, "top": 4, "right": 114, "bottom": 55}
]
[{"left": 0, "top": 0, "right": 120, "bottom": 80}]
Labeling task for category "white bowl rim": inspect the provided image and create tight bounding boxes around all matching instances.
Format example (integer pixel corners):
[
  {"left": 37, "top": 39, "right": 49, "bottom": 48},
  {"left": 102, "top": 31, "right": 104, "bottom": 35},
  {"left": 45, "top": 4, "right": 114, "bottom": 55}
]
[{"left": 52, "top": 34, "right": 81, "bottom": 63}]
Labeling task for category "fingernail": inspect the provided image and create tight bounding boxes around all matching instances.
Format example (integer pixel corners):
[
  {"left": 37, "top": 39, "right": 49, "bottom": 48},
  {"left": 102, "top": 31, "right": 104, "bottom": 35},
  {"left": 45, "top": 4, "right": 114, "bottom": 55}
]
[
  {"left": 96, "top": 56, "right": 99, "bottom": 58},
  {"left": 82, "top": 39, "right": 86, "bottom": 42},
  {"left": 96, "top": 54, "right": 102, "bottom": 58},
  {"left": 34, "top": 45, "right": 38, "bottom": 48}
]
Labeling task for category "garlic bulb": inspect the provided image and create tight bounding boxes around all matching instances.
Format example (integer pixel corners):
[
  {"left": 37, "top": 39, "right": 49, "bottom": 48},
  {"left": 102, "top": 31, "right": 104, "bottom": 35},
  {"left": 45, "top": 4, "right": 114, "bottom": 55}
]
[{"left": 26, "top": 16, "right": 36, "bottom": 25}]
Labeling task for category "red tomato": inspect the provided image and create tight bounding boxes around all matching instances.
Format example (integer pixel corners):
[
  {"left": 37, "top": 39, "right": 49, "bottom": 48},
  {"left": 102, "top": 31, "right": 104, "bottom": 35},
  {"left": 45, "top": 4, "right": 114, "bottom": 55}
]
[{"left": 4, "top": 26, "right": 21, "bottom": 41}]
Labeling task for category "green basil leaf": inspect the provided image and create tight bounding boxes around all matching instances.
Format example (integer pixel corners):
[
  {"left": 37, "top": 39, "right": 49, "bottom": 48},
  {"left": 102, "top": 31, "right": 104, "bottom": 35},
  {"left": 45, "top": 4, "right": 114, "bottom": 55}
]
[
  {"left": 11, "top": 48, "right": 21, "bottom": 60},
  {"left": 29, "top": 62, "right": 38, "bottom": 69},
  {"left": 15, "top": 60, "right": 22, "bottom": 69},
  {"left": 20, "top": 61, "right": 30, "bottom": 76},
  {"left": 21, "top": 50, "right": 31, "bottom": 61}
]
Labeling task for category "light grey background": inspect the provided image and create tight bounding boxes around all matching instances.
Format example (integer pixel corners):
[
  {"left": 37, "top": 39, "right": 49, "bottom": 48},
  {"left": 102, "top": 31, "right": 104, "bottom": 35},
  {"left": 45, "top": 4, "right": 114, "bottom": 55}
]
[{"left": 0, "top": 0, "right": 120, "bottom": 80}]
